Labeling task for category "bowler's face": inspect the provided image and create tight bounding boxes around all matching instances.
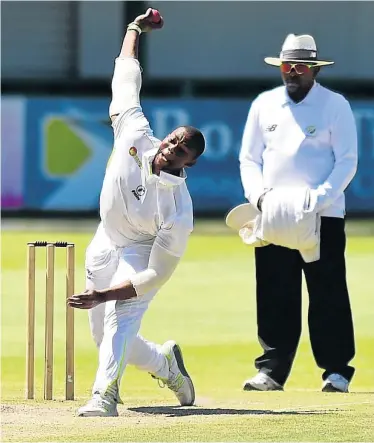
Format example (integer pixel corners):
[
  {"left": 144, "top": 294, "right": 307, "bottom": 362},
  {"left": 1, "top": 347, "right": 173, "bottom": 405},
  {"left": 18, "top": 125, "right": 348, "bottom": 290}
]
[{"left": 153, "top": 128, "right": 196, "bottom": 174}]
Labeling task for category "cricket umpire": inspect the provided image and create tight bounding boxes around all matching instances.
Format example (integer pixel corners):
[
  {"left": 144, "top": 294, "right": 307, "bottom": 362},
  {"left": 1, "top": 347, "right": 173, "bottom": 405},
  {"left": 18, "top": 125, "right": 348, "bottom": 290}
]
[{"left": 239, "top": 34, "right": 358, "bottom": 392}]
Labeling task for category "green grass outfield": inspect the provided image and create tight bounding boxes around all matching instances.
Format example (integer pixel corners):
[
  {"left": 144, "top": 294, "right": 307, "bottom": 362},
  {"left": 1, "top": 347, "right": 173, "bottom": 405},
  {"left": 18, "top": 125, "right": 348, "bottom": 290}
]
[{"left": 1, "top": 220, "right": 374, "bottom": 442}]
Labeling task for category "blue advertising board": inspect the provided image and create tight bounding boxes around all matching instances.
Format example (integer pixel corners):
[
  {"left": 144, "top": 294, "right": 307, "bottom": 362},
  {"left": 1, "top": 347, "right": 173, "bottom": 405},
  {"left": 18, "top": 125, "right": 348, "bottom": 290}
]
[{"left": 18, "top": 97, "right": 374, "bottom": 213}]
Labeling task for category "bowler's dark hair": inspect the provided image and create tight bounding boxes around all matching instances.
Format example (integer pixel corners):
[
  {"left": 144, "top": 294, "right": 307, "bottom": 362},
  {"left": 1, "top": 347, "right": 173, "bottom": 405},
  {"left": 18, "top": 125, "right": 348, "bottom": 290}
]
[{"left": 180, "top": 126, "right": 205, "bottom": 158}]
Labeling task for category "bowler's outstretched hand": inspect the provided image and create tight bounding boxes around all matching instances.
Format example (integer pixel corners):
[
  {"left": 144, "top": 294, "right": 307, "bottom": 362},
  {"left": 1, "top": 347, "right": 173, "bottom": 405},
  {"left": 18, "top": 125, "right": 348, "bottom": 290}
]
[
  {"left": 67, "top": 289, "right": 103, "bottom": 310},
  {"left": 133, "top": 8, "right": 164, "bottom": 33}
]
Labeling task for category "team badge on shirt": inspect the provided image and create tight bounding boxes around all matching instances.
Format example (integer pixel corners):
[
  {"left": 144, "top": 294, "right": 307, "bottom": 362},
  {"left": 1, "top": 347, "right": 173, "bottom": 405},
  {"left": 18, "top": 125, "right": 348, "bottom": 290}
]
[
  {"left": 305, "top": 126, "right": 317, "bottom": 136},
  {"left": 129, "top": 147, "right": 143, "bottom": 169}
]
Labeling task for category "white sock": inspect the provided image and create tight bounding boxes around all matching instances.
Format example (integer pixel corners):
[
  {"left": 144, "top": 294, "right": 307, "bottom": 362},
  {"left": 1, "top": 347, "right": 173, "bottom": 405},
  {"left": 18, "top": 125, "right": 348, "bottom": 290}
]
[{"left": 128, "top": 335, "right": 169, "bottom": 378}]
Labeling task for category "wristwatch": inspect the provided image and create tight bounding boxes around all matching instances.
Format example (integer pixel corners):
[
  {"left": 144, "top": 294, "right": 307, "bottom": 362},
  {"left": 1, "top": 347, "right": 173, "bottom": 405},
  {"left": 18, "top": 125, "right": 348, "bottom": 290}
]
[{"left": 127, "top": 22, "right": 142, "bottom": 34}]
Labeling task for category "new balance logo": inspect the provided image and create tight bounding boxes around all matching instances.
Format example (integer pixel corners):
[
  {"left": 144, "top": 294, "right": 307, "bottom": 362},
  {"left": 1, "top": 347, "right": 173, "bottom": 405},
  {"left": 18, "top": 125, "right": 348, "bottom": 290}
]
[
  {"left": 265, "top": 124, "right": 278, "bottom": 132},
  {"left": 132, "top": 185, "right": 146, "bottom": 201}
]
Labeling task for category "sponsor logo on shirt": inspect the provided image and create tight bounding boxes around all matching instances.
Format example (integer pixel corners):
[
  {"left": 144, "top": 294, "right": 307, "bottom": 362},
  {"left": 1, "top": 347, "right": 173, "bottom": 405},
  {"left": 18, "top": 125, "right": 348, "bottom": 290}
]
[
  {"left": 265, "top": 124, "right": 278, "bottom": 132},
  {"left": 305, "top": 125, "right": 316, "bottom": 136},
  {"left": 86, "top": 268, "right": 93, "bottom": 280},
  {"left": 132, "top": 185, "right": 146, "bottom": 201},
  {"left": 129, "top": 147, "right": 143, "bottom": 169}
]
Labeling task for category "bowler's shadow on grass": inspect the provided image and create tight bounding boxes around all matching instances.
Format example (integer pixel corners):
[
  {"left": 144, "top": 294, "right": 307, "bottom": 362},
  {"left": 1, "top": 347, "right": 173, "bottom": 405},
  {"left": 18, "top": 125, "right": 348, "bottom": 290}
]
[{"left": 129, "top": 406, "right": 331, "bottom": 417}]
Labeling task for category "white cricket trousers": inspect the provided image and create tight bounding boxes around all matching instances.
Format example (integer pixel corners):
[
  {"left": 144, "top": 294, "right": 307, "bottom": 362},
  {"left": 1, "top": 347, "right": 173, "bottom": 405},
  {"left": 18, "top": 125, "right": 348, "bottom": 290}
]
[{"left": 85, "top": 224, "right": 169, "bottom": 398}]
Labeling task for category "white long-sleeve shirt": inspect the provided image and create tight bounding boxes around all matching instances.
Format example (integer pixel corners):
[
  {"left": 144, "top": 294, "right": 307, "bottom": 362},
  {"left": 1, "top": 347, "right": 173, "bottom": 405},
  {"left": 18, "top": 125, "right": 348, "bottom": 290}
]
[
  {"left": 239, "top": 82, "right": 358, "bottom": 218},
  {"left": 99, "top": 57, "right": 193, "bottom": 295}
]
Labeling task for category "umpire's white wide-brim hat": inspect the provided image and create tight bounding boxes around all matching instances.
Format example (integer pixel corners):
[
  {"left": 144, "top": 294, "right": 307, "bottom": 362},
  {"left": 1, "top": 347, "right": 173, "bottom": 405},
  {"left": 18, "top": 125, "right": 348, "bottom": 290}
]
[
  {"left": 264, "top": 34, "right": 334, "bottom": 67},
  {"left": 225, "top": 203, "right": 259, "bottom": 231}
]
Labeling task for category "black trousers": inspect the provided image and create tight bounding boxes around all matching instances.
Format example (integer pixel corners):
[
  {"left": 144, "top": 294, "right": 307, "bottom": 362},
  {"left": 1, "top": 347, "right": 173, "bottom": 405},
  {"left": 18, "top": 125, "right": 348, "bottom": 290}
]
[{"left": 254, "top": 217, "right": 355, "bottom": 386}]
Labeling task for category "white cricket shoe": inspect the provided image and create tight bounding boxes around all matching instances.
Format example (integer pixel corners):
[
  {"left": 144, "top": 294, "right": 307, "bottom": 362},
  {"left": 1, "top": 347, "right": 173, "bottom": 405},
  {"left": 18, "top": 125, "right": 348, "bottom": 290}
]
[
  {"left": 77, "top": 392, "right": 118, "bottom": 417},
  {"left": 322, "top": 373, "right": 349, "bottom": 393},
  {"left": 243, "top": 372, "right": 283, "bottom": 391},
  {"left": 153, "top": 340, "right": 195, "bottom": 406}
]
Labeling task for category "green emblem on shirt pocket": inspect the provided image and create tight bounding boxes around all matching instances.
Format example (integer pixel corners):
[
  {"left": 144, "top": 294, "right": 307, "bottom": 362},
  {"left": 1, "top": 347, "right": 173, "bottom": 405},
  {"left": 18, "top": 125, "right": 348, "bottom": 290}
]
[{"left": 305, "top": 125, "right": 316, "bottom": 136}]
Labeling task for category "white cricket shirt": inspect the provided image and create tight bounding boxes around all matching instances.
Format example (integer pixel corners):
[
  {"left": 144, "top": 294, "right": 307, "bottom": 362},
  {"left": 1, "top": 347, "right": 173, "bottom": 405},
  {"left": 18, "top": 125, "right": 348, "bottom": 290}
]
[
  {"left": 100, "top": 57, "right": 193, "bottom": 259},
  {"left": 239, "top": 82, "right": 358, "bottom": 217}
]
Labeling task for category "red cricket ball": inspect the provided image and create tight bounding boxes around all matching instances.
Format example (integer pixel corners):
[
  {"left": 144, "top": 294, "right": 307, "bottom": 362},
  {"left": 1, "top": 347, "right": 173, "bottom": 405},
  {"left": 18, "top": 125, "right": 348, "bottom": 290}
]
[{"left": 150, "top": 9, "right": 161, "bottom": 23}]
